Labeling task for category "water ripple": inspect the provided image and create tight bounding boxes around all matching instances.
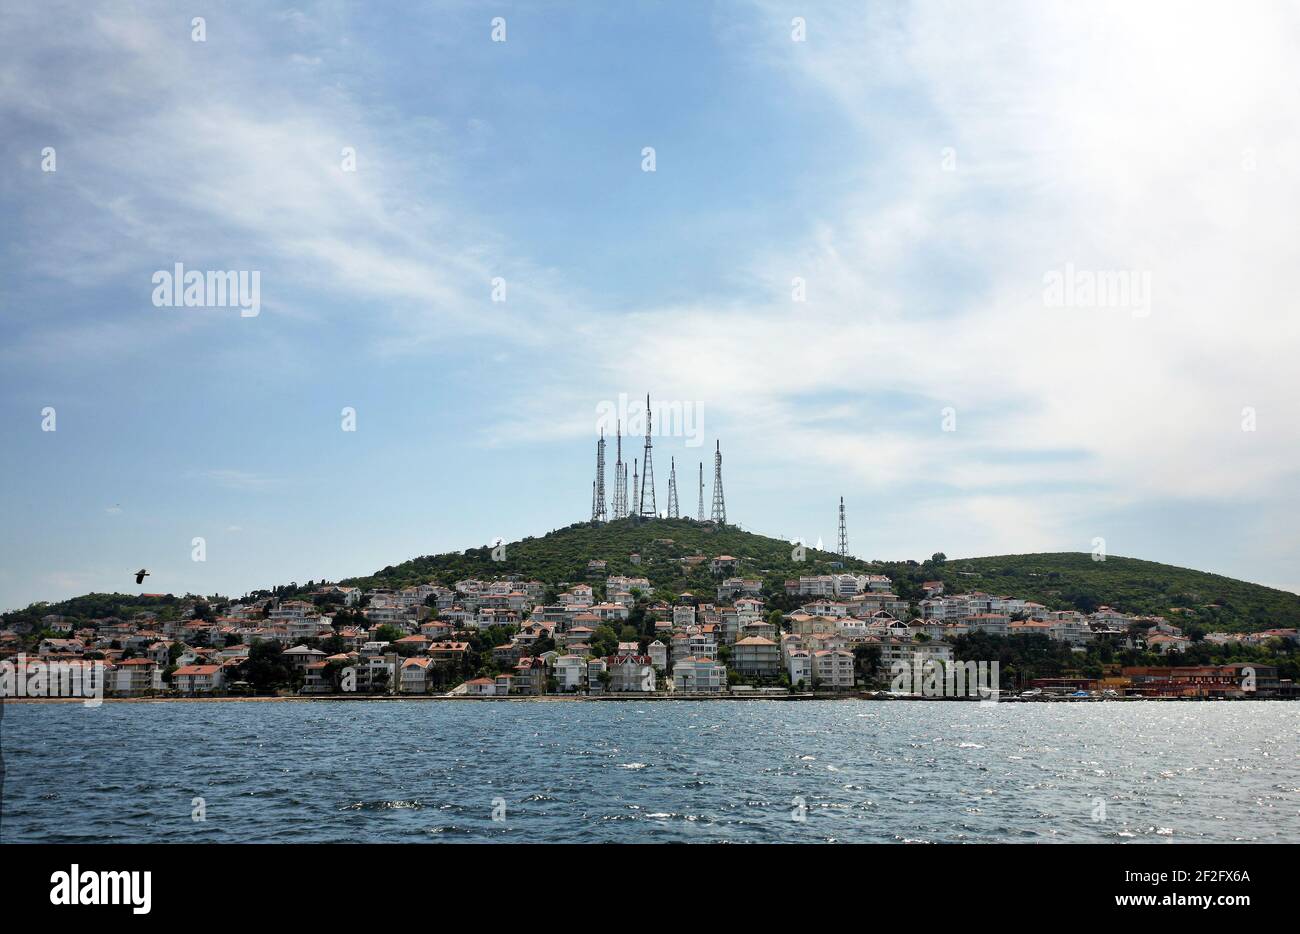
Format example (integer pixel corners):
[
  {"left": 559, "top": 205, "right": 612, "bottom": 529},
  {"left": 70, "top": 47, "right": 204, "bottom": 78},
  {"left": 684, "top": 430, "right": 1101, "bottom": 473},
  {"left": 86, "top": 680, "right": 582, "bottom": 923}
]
[{"left": 1, "top": 700, "right": 1297, "bottom": 843}]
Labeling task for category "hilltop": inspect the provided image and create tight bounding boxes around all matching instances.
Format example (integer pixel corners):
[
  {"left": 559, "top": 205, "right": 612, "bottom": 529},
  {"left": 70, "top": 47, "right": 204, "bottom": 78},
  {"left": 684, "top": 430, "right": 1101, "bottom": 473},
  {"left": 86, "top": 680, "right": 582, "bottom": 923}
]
[
  {"left": 342, "top": 519, "right": 1300, "bottom": 634},
  {"left": 911, "top": 552, "right": 1300, "bottom": 633},
  {"left": 5, "top": 520, "right": 1298, "bottom": 634},
  {"left": 343, "top": 518, "right": 867, "bottom": 597}
]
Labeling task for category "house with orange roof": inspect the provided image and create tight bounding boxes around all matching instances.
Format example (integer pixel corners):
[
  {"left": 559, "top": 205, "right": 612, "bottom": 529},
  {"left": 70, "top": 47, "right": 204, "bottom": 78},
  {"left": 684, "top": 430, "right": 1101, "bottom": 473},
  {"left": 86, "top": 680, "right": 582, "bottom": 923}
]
[
  {"left": 513, "top": 656, "right": 548, "bottom": 695},
  {"left": 462, "top": 676, "right": 497, "bottom": 696},
  {"left": 732, "top": 636, "right": 780, "bottom": 678},
  {"left": 172, "top": 664, "right": 224, "bottom": 694},
  {"left": 1146, "top": 633, "right": 1191, "bottom": 654},
  {"left": 399, "top": 656, "right": 437, "bottom": 694},
  {"left": 710, "top": 555, "right": 739, "bottom": 574},
  {"left": 427, "top": 641, "right": 469, "bottom": 663},
  {"left": 110, "top": 657, "right": 162, "bottom": 696}
]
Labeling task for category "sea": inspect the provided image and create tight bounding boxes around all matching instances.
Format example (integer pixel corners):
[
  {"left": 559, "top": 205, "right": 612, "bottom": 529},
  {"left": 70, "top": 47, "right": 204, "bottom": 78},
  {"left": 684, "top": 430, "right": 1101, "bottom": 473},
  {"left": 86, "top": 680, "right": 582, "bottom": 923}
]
[{"left": 1, "top": 699, "right": 1296, "bottom": 843}]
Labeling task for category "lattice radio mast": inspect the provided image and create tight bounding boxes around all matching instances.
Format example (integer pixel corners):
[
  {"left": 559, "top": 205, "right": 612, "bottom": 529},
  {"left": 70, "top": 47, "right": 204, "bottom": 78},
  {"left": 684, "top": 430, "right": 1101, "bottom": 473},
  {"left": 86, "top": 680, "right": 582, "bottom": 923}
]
[
  {"left": 612, "top": 421, "right": 626, "bottom": 519},
  {"left": 592, "top": 429, "right": 607, "bottom": 522},
  {"left": 667, "top": 457, "right": 679, "bottom": 518},
  {"left": 837, "top": 496, "right": 848, "bottom": 557},
  {"left": 638, "top": 394, "right": 656, "bottom": 518},
  {"left": 710, "top": 440, "right": 726, "bottom": 525}
]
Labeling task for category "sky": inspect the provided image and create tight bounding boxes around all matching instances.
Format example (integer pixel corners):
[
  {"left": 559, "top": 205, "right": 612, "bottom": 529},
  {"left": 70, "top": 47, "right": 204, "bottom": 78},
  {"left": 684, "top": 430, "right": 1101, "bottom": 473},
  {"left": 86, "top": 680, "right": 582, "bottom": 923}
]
[{"left": 2, "top": 0, "right": 1299, "bottom": 611}]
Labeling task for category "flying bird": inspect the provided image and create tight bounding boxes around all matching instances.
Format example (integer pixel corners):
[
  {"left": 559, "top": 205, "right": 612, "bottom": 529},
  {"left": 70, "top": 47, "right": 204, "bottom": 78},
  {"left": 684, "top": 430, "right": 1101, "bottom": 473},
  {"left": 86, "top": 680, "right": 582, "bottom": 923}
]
[{"left": 134, "top": 569, "right": 150, "bottom": 585}]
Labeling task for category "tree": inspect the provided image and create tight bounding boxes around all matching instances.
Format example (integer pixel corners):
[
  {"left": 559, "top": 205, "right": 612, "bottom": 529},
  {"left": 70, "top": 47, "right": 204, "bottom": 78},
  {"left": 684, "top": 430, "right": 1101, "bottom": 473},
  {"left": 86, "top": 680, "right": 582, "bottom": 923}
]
[
  {"left": 318, "top": 634, "right": 347, "bottom": 655},
  {"left": 235, "top": 639, "right": 293, "bottom": 693},
  {"left": 931, "top": 553, "right": 947, "bottom": 564},
  {"left": 853, "top": 645, "right": 882, "bottom": 685},
  {"left": 321, "top": 658, "right": 352, "bottom": 692},
  {"left": 591, "top": 625, "right": 619, "bottom": 658},
  {"left": 375, "top": 624, "right": 405, "bottom": 644}
]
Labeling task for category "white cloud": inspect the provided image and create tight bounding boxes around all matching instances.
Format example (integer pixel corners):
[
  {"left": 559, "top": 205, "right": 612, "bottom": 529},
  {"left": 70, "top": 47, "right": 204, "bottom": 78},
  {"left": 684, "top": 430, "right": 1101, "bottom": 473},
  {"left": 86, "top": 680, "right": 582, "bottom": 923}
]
[
  {"left": 0, "top": 1, "right": 566, "bottom": 360},
  {"left": 496, "top": 0, "right": 1300, "bottom": 578}
]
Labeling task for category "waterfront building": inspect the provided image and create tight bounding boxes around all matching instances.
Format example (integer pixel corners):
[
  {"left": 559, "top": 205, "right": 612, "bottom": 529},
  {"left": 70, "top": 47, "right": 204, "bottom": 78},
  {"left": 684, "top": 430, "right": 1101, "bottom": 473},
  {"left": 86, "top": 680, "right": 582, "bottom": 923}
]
[
  {"left": 673, "top": 657, "right": 727, "bottom": 693},
  {"left": 732, "top": 636, "right": 780, "bottom": 679}
]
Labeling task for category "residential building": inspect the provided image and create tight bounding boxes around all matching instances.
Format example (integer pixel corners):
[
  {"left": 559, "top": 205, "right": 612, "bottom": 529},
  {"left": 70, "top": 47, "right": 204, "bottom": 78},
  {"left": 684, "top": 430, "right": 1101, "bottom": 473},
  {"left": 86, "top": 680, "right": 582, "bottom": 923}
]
[
  {"left": 731, "top": 636, "right": 780, "bottom": 679},
  {"left": 672, "top": 657, "right": 727, "bottom": 694},
  {"left": 399, "top": 657, "right": 436, "bottom": 694},
  {"left": 553, "top": 655, "right": 587, "bottom": 692},
  {"left": 606, "top": 655, "right": 656, "bottom": 692},
  {"left": 786, "top": 650, "right": 812, "bottom": 689},
  {"left": 812, "top": 650, "right": 855, "bottom": 690},
  {"left": 172, "top": 664, "right": 224, "bottom": 694}
]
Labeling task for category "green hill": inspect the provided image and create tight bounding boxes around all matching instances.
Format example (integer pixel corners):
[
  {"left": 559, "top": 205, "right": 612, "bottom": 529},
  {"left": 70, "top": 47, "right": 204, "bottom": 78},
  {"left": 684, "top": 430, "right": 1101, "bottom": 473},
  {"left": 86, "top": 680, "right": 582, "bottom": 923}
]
[
  {"left": 6, "top": 520, "right": 1298, "bottom": 635},
  {"left": 908, "top": 552, "right": 1300, "bottom": 633},
  {"left": 344, "top": 519, "right": 1300, "bottom": 634},
  {"left": 343, "top": 517, "right": 865, "bottom": 598}
]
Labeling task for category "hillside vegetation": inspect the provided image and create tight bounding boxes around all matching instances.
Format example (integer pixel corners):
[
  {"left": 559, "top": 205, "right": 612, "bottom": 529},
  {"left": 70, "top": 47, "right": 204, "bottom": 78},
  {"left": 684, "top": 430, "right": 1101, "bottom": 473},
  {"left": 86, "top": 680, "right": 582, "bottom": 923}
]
[
  {"left": 343, "top": 518, "right": 866, "bottom": 598},
  {"left": 910, "top": 552, "right": 1300, "bottom": 633},
  {"left": 6, "top": 521, "right": 1298, "bottom": 634},
  {"left": 343, "top": 519, "right": 1299, "bottom": 633}
]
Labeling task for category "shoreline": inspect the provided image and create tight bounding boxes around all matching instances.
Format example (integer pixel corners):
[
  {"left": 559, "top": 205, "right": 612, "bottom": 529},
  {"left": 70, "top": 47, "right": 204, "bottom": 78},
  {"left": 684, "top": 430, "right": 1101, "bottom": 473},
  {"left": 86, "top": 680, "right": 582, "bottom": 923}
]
[{"left": 2, "top": 693, "right": 1289, "bottom": 704}]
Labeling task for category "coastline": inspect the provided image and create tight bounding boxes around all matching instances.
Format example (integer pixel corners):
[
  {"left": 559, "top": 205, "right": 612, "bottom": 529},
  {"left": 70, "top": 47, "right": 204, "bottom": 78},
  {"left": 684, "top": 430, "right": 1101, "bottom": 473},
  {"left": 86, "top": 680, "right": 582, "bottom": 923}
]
[{"left": 3, "top": 693, "right": 1286, "bottom": 704}]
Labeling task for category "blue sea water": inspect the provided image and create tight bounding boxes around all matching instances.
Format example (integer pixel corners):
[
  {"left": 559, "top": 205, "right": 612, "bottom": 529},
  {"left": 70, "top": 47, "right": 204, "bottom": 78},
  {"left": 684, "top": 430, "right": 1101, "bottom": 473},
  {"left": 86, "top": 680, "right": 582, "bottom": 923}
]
[{"left": 1, "top": 700, "right": 1296, "bottom": 843}]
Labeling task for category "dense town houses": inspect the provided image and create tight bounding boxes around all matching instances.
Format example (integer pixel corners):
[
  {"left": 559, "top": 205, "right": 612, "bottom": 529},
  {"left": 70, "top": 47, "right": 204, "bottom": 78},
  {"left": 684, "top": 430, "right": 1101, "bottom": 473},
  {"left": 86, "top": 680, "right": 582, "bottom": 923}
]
[{"left": 4, "top": 561, "right": 1297, "bottom": 701}]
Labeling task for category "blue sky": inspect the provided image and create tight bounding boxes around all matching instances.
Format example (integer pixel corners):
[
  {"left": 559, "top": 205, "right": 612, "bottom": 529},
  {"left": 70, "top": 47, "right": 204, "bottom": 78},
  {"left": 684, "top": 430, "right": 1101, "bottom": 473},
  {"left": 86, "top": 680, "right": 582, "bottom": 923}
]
[{"left": 3, "top": 0, "right": 1300, "bottom": 611}]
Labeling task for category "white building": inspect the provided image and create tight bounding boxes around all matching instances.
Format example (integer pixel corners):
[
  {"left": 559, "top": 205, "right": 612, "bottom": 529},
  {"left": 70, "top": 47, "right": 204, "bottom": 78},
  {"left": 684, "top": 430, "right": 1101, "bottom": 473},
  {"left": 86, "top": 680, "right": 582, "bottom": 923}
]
[
  {"left": 607, "top": 655, "right": 656, "bottom": 692},
  {"left": 673, "top": 657, "right": 727, "bottom": 694},
  {"left": 553, "top": 655, "right": 587, "bottom": 692},
  {"left": 786, "top": 651, "right": 812, "bottom": 689},
  {"left": 812, "top": 650, "right": 855, "bottom": 690}
]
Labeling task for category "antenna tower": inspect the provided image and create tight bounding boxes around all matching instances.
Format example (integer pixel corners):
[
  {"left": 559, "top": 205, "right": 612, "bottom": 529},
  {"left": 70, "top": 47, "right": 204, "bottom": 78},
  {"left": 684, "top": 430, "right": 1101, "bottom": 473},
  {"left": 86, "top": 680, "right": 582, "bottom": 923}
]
[
  {"left": 667, "top": 457, "right": 679, "bottom": 518},
  {"left": 638, "top": 394, "right": 657, "bottom": 518},
  {"left": 592, "top": 430, "right": 607, "bottom": 521},
  {"left": 837, "top": 496, "right": 848, "bottom": 557},
  {"left": 612, "top": 421, "right": 626, "bottom": 519},
  {"left": 710, "top": 440, "right": 726, "bottom": 525}
]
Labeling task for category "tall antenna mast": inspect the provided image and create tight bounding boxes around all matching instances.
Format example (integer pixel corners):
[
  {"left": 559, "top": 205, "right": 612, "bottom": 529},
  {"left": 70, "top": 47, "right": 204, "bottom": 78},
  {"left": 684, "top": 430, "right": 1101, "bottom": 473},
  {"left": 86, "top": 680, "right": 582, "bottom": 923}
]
[
  {"left": 631, "top": 458, "right": 639, "bottom": 519},
  {"left": 667, "top": 457, "right": 679, "bottom": 518},
  {"left": 592, "top": 429, "right": 607, "bottom": 522},
  {"left": 710, "top": 440, "right": 726, "bottom": 525},
  {"left": 612, "top": 421, "right": 625, "bottom": 519},
  {"left": 837, "top": 496, "right": 848, "bottom": 557},
  {"left": 697, "top": 462, "right": 705, "bottom": 521},
  {"left": 638, "top": 393, "right": 656, "bottom": 518}
]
